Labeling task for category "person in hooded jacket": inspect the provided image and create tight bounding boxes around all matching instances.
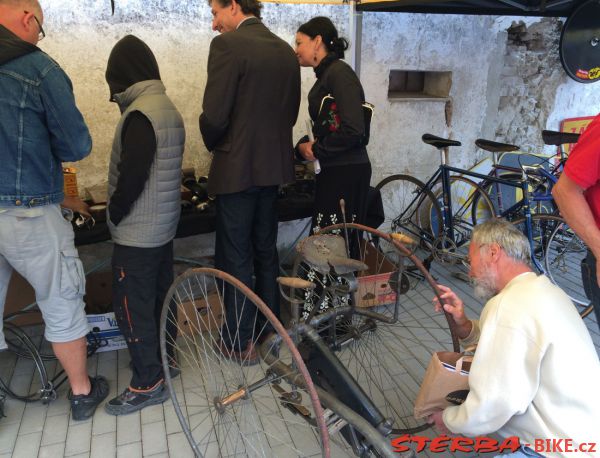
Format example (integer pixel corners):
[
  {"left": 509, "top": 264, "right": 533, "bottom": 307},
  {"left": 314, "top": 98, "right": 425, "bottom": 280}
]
[
  {"left": 0, "top": 0, "right": 109, "bottom": 421},
  {"left": 104, "top": 35, "right": 185, "bottom": 416}
]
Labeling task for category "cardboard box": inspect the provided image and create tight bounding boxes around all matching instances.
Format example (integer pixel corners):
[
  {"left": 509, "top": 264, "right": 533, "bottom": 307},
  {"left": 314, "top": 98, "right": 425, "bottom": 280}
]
[
  {"left": 3, "top": 269, "right": 113, "bottom": 328},
  {"left": 86, "top": 312, "right": 127, "bottom": 353},
  {"left": 356, "top": 241, "right": 399, "bottom": 308},
  {"left": 3, "top": 271, "right": 43, "bottom": 326},
  {"left": 177, "top": 292, "right": 224, "bottom": 336},
  {"left": 84, "top": 271, "right": 113, "bottom": 315}
]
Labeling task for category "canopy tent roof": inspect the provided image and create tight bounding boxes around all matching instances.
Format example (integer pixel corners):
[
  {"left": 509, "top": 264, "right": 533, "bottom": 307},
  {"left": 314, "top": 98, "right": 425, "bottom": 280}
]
[{"left": 356, "top": 0, "right": 586, "bottom": 17}]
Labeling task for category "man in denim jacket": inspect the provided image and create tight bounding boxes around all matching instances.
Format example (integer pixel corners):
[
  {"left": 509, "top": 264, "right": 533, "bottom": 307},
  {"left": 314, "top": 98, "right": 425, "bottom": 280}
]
[{"left": 0, "top": 0, "right": 108, "bottom": 421}]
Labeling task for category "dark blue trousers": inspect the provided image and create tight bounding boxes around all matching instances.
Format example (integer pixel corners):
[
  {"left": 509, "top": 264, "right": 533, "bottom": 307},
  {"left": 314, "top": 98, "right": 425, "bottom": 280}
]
[
  {"left": 215, "top": 186, "right": 279, "bottom": 348},
  {"left": 112, "top": 241, "right": 176, "bottom": 389}
]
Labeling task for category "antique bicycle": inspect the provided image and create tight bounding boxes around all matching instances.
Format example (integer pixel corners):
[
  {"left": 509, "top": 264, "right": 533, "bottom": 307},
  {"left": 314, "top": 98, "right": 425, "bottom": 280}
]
[{"left": 159, "top": 220, "right": 459, "bottom": 457}]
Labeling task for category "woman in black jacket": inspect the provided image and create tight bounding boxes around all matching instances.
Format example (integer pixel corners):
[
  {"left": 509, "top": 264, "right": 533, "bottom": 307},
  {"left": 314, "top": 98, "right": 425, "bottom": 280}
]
[{"left": 295, "top": 17, "right": 372, "bottom": 235}]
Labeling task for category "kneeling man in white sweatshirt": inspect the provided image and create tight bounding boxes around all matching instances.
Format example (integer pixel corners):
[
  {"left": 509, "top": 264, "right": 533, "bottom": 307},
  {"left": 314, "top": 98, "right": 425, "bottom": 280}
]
[{"left": 430, "top": 218, "right": 600, "bottom": 458}]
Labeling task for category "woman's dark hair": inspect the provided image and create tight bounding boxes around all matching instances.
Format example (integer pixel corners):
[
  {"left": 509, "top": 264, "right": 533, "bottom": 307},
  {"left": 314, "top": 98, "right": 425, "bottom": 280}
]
[
  {"left": 297, "top": 16, "right": 349, "bottom": 59},
  {"left": 209, "top": 0, "right": 262, "bottom": 19}
]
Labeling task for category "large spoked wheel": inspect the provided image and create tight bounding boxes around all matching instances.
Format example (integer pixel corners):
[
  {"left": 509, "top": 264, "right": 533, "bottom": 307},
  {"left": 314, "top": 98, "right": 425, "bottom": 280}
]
[
  {"left": 286, "top": 224, "right": 460, "bottom": 440},
  {"left": 544, "top": 219, "right": 594, "bottom": 317},
  {"left": 375, "top": 174, "right": 442, "bottom": 251},
  {"left": 159, "top": 267, "right": 330, "bottom": 458}
]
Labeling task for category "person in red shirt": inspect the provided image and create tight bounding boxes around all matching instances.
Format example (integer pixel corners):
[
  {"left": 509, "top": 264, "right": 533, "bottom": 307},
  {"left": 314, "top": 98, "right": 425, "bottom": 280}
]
[{"left": 553, "top": 113, "right": 600, "bottom": 330}]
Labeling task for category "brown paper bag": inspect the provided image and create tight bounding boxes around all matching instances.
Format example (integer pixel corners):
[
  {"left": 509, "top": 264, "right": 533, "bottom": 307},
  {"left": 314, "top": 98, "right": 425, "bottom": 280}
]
[{"left": 413, "top": 351, "right": 472, "bottom": 419}]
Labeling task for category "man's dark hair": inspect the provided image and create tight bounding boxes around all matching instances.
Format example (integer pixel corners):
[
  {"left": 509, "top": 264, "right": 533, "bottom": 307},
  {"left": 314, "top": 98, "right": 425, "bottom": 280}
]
[{"left": 209, "top": 0, "right": 262, "bottom": 19}]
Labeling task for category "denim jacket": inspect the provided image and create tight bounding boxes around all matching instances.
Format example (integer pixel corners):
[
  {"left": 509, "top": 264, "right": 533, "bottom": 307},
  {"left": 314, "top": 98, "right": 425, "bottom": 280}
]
[{"left": 0, "top": 50, "right": 92, "bottom": 208}]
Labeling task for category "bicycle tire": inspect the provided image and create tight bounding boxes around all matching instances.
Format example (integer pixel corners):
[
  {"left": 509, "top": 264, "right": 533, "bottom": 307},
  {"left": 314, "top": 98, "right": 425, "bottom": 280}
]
[
  {"left": 544, "top": 218, "right": 593, "bottom": 315},
  {"left": 431, "top": 175, "right": 495, "bottom": 236},
  {"left": 159, "top": 267, "right": 330, "bottom": 458},
  {"left": 1, "top": 322, "right": 52, "bottom": 402},
  {"left": 375, "top": 174, "right": 442, "bottom": 249},
  {"left": 510, "top": 214, "right": 565, "bottom": 273},
  {"left": 424, "top": 176, "right": 494, "bottom": 266},
  {"left": 287, "top": 223, "right": 460, "bottom": 438},
  {"left": 475, "top": 172, "right": 556, "bottom": 222}
]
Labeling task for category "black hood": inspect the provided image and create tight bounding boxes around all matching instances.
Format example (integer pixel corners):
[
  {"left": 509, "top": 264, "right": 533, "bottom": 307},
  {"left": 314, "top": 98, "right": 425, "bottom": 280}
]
[
  {"left": 105, "top": 35, "right": 161, "bottom": 100},
  {"left": 0, "top": 25, "right": 38, "bottom": 66}
]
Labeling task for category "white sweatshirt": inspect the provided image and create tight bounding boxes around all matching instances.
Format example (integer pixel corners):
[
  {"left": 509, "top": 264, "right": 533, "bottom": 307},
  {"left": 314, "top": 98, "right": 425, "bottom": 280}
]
[{"left": 443, "top": 272, "right": 600, "bottom": 458}]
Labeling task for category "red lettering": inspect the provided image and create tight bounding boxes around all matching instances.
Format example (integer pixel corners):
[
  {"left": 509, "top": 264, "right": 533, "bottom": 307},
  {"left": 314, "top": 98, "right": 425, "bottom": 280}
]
[
  {"left": 412, "top": 436, "right": 430, "bottom": 453},
  {"left": 498, "top": 436, "right": 521, "bottom": 453},
  {"left": 474, "top": 437, "right": 500, "bottom": 453},
  {"left": 586, "top": 442, "right": 597, "bottom": 453},
  {"left": 534, "top": 439, "right": 546, "bottom": 452},
  {"left": 552, "top": 439, "right": 564, "bottom": 452},
  {"left": 390, "top": 434, "right": 411, "bottom": 453},
  {"left": 564, "top": 439, "right": 573, "bottom": 453},
  {"left": 449, "top": 437, "right": 474, "bottom": 453},
  {"left": 429, "top": 435, "right": 450, "bottom": 453}
]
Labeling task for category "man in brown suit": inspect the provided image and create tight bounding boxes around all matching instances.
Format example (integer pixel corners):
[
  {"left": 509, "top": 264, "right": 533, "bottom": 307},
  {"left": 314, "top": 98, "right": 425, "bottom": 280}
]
[{"left": 200, "top": 0, "right": 300, "bottom": 363}]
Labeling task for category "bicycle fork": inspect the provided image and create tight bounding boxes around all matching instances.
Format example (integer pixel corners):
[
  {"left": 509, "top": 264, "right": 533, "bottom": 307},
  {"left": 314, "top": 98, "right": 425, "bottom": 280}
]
[{"left": 302, "top": 327, "right": 393, "bottom": 441}]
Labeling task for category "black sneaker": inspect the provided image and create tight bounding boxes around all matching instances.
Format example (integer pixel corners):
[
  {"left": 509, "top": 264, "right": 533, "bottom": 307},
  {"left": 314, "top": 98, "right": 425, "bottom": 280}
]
[
  {"left": 68, "top": 376, "right": 110, "bottom": 421},
  {"left": 104, "top": 383, "right": 169, "bottom": 416}
]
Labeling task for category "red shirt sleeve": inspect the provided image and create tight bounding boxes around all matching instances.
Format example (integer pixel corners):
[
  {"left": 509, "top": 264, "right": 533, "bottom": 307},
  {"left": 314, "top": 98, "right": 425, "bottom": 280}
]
[{"left": 563, "top": 114, "right": 600, "bottom": 190}]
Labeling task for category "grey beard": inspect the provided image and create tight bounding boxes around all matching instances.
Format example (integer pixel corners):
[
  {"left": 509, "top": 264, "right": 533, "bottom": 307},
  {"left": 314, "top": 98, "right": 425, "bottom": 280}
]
[{"left": 472, "top": 276, "right": 497, "bottom": 302}]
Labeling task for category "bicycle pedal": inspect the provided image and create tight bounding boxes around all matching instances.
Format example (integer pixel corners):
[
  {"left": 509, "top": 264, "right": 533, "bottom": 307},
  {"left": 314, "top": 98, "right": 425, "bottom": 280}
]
[
  {"left": 322, "top": 408, "right": 348, "bottom": 434},
  {"left": 327, "top": 417, "right": 348, "bottom": 435},
  {"left": 272, "top": 384, "right": 311, "bottom": 417}
]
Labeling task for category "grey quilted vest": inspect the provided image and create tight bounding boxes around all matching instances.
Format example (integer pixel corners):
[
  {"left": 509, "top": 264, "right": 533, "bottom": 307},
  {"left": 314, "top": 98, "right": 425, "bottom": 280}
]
[{"left": 107, "top": 80, "right": 185, "bottom": 247}]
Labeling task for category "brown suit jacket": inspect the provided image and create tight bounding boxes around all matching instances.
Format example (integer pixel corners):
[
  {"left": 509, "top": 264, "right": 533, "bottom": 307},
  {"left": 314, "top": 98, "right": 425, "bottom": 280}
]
[{"left": 200, "top": 18, "right": 301, "bottom": 195}]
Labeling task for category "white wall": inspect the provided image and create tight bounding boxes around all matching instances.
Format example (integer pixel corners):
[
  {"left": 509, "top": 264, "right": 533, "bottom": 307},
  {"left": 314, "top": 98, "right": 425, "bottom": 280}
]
[
  {"left": 547, "top": 79, "right": 600, "bottom": 130},
  {"left": 38, "top": 2, "right": 599, "bottom": 206},
  {"left": 41, "top": 1, "right": 348, "bottom": 190},
  {"left": 360, "top": 13, "right": 505, "bottom": 183}
]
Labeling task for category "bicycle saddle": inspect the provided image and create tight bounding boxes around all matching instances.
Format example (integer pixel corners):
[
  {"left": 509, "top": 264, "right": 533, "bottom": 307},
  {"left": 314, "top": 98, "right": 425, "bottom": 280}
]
[
  {"left": 422, "top": 133, "right": 461, "bottom": 149},
  {"left": 475, "top": 138, "right": 520, "bottom": 153},
  {"left": 541, "top": 130, "right": 580, "bottom": 146},
  {"left": 297, "top": 234, "right": 368, "bottom": 275}
]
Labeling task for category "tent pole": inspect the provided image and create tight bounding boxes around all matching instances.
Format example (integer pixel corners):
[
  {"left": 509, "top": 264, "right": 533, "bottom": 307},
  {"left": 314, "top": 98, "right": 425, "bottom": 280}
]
[{"left": 348, "top": 0, "right": 363, "bottom": 76}]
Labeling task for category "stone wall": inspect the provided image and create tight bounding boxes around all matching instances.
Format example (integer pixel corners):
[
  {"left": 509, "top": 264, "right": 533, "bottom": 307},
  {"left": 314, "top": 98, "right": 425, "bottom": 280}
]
[{"left": 494, "top": 18, "right": 567, "bottom": 152}]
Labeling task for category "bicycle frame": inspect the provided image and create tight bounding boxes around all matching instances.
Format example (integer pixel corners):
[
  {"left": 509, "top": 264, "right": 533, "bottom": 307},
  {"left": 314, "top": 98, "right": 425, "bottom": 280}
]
[
  {"left": 486, "top": 151, "right": 564, "bottom": 215},
  {"left": 392, "top": 161, "right": 544, "bottom": 271}
]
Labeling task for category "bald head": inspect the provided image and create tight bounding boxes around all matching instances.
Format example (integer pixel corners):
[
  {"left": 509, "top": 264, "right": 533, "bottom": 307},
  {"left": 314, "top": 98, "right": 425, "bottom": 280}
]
[
  {"left": 0, "top": 0, "right": 41, "bottom": 13},
  {"left": 0, "top": 0, "right": 44, "bottom": 44}
]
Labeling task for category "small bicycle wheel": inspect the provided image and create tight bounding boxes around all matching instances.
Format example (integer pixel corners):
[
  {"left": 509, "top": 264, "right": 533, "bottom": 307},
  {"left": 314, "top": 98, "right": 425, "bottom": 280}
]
[
  {"left": 375, "top": 174, "right": 442, "bottom": 250},
  {"left": 159, "top": 267, "right": 329, "bottom": 458},
  {"left": 0, "top": 322, "right": 54, "bottom": 403},
  {"left": 544, "top": 219, "right": 593, "bottom": 316},
  {"left": 287, "top": 224, "right": 459, "bottom": 437}
]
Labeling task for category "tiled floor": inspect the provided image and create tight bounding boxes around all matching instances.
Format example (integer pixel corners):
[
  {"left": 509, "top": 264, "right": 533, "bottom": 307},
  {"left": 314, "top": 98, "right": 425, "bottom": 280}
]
[{"left": 0, "top": 261, "right": 598, "bottom": 458}]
